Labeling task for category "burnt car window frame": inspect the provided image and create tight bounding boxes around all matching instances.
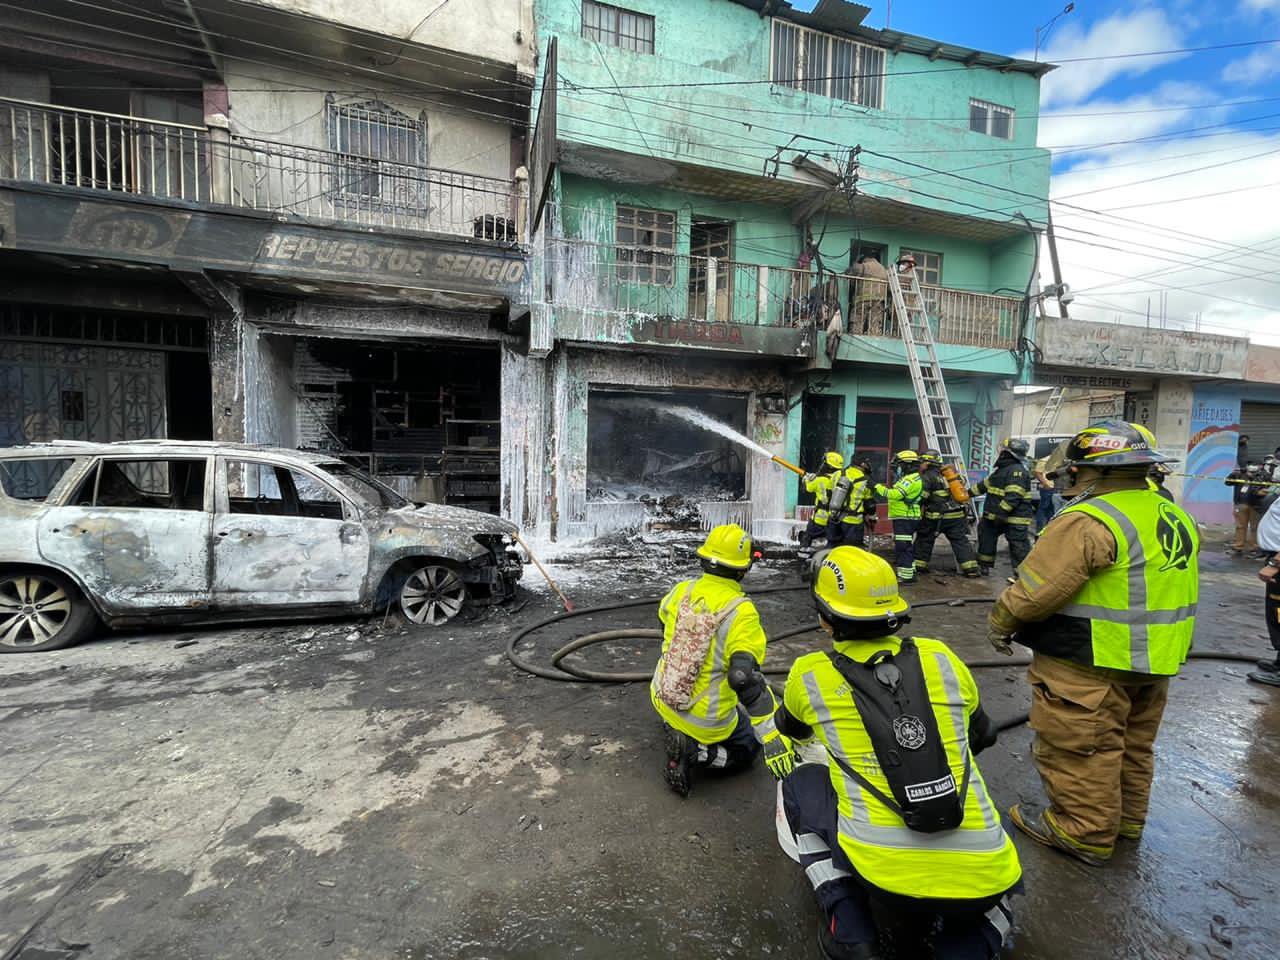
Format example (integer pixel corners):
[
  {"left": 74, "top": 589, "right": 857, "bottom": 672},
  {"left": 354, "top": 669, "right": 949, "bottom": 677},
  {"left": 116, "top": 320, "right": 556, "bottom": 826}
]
[
  {"left": 77, "top": 456, "right": 213, "bottom": 512},
  {"left": 218, "top": 456, "right": 358, "bottom": 521},
  {"left": 0, "top": 456, "right": 79, "bottom": 502}
]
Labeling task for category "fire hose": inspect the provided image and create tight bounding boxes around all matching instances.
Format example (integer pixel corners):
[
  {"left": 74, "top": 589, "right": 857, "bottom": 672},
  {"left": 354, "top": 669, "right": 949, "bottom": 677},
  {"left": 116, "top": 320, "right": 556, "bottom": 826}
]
[{"left": 504, "top": 587, "right": 1264, "bottom": 732}]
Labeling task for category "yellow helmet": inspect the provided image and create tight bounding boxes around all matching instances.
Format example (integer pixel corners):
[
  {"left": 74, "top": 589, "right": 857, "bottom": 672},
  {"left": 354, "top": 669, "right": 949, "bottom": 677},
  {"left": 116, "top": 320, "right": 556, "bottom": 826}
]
[
  {"left": 893, "top": 450, "right": 920, "bottom": 463},
  {"left": 824, "top": 451, "right": 846, "bottom": 470},
  {"left": 813, "top": 547, "right": 910, "bottom": 624},
  {"left": 697, "top": 523, "right": 754, "bottom": 571}
]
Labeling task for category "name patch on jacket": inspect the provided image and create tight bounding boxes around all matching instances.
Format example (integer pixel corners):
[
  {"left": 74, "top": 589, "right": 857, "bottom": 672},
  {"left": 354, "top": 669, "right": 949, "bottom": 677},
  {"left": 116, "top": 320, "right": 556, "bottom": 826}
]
[{"left": 905, "top": 774, "right": 958, "bottom": 804}]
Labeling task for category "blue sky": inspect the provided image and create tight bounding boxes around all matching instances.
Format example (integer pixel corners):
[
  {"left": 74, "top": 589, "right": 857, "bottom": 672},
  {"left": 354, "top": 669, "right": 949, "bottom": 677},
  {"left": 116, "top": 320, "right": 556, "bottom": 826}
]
[{"left": 793, "top": 0, "right": 1280, "bottom": 342}]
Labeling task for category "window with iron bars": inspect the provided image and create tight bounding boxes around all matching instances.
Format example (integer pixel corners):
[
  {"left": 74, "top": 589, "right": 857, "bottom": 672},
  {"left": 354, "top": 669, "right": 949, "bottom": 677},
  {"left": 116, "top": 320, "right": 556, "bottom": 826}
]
[
  {"left": 969, "top": 99, "right": 1015, "bottom": 140},
  {"left": 582, "top": 1, "right": 655, "bottom": 54},
  {"left": 616, "top": 205, "right": 676, "bottom": 285},
  {"left": 326, "top": 99, "right": 427, "bottom": 206},
  {"left": 770, "top": 19, "right": 885, "bottom": 109}
]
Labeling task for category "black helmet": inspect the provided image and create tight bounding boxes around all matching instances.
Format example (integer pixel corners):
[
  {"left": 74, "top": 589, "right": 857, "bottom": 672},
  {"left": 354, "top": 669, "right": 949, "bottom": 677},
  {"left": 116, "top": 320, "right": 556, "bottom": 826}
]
[
  {"left": 1047, "top": 420, "right": 1175, "bottom": 475},
  {"left": 1000, "top": 437, "right": 1030, "bottom": 460},
  {"left": 920, "top": 449, "right": 944, "bottom": 467}
]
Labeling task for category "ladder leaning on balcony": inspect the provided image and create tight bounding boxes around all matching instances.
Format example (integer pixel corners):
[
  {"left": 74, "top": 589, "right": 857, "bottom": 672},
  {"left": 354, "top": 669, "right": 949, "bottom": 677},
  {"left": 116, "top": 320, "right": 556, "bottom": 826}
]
[
  {"left": 886, "top": 265, "right": 967, "bottom": 478},
  {"left": 1032, "top": 386, "right": 1066, "bottom": 435}
]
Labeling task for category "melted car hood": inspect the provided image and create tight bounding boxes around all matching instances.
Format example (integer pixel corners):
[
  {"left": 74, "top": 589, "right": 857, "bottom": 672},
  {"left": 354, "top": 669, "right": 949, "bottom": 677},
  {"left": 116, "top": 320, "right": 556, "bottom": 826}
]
[{"left": 383, "top": 503, "right": 516, "bottom": 536}]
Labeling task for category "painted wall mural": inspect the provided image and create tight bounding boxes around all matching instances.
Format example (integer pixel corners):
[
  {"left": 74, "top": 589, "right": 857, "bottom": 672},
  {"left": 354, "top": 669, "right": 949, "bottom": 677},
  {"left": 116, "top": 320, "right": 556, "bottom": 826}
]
[{"left": 1182, "top": 386, "right": 1241, "bottom": 525}]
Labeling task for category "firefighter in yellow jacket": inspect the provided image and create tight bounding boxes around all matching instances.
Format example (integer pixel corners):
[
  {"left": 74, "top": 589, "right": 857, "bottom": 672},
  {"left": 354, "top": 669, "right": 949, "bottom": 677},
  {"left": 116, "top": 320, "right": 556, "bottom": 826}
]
[
  {"left": 775, "top": 547, "right": 1020, "bottom": 959},
  {"left": 989, "top": 421, "right": 1200, "bottom": 867},
  {"left": 651, "top": 524, "right": 795, "bottom": 797},
  {"left": 801, "top": 452, "right": 847, "bottom": 548}
]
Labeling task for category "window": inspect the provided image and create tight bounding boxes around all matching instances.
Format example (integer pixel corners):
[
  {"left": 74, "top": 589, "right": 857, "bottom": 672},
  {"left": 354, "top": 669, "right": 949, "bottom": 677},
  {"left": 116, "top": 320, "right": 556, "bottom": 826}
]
[
  {"left": 770, "top": 20, "right": 885, "bottom": 109},
  {"left": 320, "top": 463, "right": 409, "bottom": 510},
  {"left": 899, "top": 249, "right": 943, "bottom": 288},
  {"left": 616, "top": 205, "right": 676, "bottom": 285},
  {"left": 582, "top": 1, "right": 655, "bottom": 54},
  {"left": 226, "top": 461, "right": 345, "bottom": 520},
  {"left": 77, "top": 459, "right": 207, "bottom": 511},
  {"left": 326, "top": 99, "right": 426, "bottom": 204},
  {"left": 969, "top": 99, "right": 1014, "bottom": 140},
  {"left": 60, "top": 390, "right": 85, "bottom": 422},
  {"left": 0, "top": 458, "right": 75, "bottom": 502}
]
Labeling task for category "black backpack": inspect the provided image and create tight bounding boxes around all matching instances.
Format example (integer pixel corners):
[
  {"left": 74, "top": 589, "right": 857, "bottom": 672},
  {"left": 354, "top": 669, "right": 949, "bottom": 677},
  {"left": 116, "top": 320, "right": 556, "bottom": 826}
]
[{"left": 825, "top": 639, "right": 971, "bottom": 834}]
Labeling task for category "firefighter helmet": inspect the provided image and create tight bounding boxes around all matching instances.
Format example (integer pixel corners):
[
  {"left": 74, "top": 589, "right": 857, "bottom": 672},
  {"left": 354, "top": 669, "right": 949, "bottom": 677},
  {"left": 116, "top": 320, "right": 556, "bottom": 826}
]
[
  {"left": 813, "top": 547, "right": 910, "bottom": 625},
  {"left": 696, "top": 523, "right": 754, "bottom": 571}
]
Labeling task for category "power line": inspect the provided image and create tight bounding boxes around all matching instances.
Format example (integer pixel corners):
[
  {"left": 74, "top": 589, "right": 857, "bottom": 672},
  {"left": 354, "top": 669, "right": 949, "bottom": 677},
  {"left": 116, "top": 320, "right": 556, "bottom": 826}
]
[{"left": 1093, "top": 180, "right": 1280, "bottom": 212}]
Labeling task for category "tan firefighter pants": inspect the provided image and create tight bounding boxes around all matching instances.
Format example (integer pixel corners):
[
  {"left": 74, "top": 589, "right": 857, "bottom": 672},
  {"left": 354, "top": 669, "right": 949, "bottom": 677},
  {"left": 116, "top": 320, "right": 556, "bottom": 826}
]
[{"left": 1027, "top": 653, "right": 1171, "bottom": 848}]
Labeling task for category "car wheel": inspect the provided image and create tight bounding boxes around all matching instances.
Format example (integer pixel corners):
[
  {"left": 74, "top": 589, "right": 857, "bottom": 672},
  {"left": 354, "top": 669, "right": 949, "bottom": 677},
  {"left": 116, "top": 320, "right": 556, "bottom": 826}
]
[
  {"left": 0, "top": 570, "right": 98, "bottom": 653},
  {"left": 399, "top": 563, "right": 468, "bottom": 627}
]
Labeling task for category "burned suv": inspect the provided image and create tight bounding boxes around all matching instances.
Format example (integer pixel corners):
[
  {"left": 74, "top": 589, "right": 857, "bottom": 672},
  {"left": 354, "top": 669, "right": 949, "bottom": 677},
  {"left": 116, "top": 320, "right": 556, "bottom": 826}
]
[{"left": 0, "top": 442, "right": 522, "bottom": 653}]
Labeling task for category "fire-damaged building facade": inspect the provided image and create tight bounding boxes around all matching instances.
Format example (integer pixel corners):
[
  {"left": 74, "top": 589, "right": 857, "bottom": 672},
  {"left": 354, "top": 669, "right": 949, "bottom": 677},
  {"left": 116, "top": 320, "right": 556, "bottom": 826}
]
[
  {"left": 1, "top": 0, "right": 535, "bottom": 512},
  {"left": 508, "top": 0, "right": 1052, "bottom": 539}
]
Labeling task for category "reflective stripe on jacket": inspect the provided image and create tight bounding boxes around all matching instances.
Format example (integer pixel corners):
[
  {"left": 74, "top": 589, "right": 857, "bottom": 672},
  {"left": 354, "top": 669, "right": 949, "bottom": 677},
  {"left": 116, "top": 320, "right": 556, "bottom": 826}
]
[
  {"left": 838, "top": 467, "right": 874, "bottom": 525},
  {"left": 1019, "top": 489, "right": 1200, "bottom": 675},
  {"left": 651, "top": 574, "right": 767, "bottom": 742},
  {"left": 783, "top": 635, "right": 1022, "bottom": 900},
  {"left": 807, "top": 472, "right": 836, "bottom": 525},
  {"left": 882, "top": 472, "right": 924, "bottom": 520}
]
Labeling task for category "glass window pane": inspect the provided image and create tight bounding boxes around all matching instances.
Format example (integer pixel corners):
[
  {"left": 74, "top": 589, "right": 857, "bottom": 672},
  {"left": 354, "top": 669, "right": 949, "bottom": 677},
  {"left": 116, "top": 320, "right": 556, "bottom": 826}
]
[
  {"left": 970, "top": 102, "right": 988, "bottom": 134},
  {"left": 991, "top": 110, "right": 1012, "bottom": 140},
  {"left": 0, "top": 458, "right": 75, "bottom": 501}
]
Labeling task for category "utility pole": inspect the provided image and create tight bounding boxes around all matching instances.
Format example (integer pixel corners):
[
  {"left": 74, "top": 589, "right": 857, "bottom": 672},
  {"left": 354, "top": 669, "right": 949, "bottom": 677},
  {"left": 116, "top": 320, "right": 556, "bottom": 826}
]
[{"left": 1045, "top": 206, "right": 1070, "bottom": 319}]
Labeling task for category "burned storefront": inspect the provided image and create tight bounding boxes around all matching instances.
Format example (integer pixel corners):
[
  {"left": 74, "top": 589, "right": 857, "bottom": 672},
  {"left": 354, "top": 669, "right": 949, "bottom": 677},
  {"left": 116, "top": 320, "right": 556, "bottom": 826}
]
[
  {"left": 533, "top": 347, "right": 794, "bottom": 540},
  {"left": 240, "top": 298, "right": 510, "bottom": 514}
]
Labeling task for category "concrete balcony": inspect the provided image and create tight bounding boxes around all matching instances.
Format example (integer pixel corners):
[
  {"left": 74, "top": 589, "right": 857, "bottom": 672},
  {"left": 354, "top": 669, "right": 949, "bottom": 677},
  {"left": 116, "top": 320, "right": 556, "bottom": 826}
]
[
  {"left": 0, "top": 98, "right": 529, "bottom": 310},
  {"left": 0, "top": 97, "right": 521, "bottom": 241},
  {"left": 546, "top": 237, "right": 1023, "bottom": 359}
]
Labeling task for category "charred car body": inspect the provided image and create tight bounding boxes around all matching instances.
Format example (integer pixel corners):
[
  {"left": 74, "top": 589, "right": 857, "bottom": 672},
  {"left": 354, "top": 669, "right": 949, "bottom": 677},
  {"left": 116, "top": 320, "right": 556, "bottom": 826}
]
[{"left": 0, "top": 441, "right": 523, "bottom": 652}]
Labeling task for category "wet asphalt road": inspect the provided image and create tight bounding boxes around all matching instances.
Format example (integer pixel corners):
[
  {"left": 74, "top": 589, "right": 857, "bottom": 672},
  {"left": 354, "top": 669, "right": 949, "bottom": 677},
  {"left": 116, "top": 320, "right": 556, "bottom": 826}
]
[{"left": 1, "top": 534, "right": 1277, "bottom": 960}]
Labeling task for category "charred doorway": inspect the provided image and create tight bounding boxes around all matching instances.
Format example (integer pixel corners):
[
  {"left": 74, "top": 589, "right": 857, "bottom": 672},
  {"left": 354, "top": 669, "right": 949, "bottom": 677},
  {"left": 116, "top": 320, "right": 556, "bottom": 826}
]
[
  {"left": 290, "top": 339, "right": 501, "bottom": 513},
  {"left": 797, "top": 392, "right": 842, "bottom": 507},
  {"left": 588, "top": 389, "right": 749, "bottom": 504}
]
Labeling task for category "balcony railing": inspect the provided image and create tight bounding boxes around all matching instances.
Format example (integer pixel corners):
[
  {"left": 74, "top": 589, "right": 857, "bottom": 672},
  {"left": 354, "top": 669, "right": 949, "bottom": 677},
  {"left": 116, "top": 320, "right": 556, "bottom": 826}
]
[
  {"left": 0, "top": 97, "right": 520, "bottom": 241},
  {"left": 547, "top": 238, "right": 1022, "bottom": 350}
]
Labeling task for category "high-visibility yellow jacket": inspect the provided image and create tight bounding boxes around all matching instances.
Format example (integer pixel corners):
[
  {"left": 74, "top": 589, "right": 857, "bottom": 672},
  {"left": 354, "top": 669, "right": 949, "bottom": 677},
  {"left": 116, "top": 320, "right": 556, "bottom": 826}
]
[
  {"left": 836, "top": 466, "right": 876, "bottom": 526},
  {"left": 876, "top": 471, "right": 924, "bottom": 520},
  {"left": 782, "top": 635, "right": 1022, "bottom": 901},
  {"left": 651, "top": 574, "right": 767, "bottom": 742},
  {"left": 1017, "top": 488, "right": 1199, "bottom": 675},
  {"left": 806, "top": 471, "right": 838, "bottom": 525}
]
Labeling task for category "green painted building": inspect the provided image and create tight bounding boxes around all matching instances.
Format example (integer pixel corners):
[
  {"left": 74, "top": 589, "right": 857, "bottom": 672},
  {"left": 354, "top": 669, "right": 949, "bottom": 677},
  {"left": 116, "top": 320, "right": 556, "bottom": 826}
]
[{"left": 506, "top": 0, "right": 1052, "bottom": 539}]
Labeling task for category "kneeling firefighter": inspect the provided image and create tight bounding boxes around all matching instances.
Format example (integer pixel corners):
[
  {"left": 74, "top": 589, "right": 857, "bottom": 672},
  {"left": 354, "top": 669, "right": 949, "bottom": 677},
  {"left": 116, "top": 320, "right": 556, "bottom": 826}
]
[
  {"left": 874, "top": 451, "right": 924, "bottom": 583},
  {"left": 775, "top": 547, "right": 1021, "bottom": 960},
  {"left": 802, "top": 452, "right": 848, "bottom": 548},
  {"left": 914, "top": 449, "right": 980, "bottom": 578},
  {"left": 651, "top": 523, "right": 795, "bottom": 797},
  {"left": 988, "top": 422, "right": 1201, "bottom": 867}
]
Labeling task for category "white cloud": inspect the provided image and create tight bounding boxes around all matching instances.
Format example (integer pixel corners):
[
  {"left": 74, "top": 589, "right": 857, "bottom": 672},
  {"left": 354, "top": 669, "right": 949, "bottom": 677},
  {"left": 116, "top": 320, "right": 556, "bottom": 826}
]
[
  {"left": 1036, "top": 82, "right": 1213, "bottom": 153},
  {"left": 1042, "top": 132, "right": 1280, "bottom": 346},
  {"left": 1018, "top": 8, "right": 1187, "bottom": 107},
  {"left": 1221, "top": 46, "right": 1280, "bottom": 86},
  {"left": 1240, "top": 0, "right": 1280, "bottom": 12}
]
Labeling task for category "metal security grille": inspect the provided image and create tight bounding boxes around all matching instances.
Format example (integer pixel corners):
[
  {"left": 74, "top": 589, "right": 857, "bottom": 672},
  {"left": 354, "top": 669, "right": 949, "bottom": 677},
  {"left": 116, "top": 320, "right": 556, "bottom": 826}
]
[
  {"left": 582, "top": 1, "right": 655, "bottom": 53},
  {"left": 615, "top": 205, "right": 676, "bottom": 285},
  {"left": 1241, "top": 401, "right": 1280, "bottom": 456},
  {"left": 770, "top": 19, "right": 885, "bottom": 109},
  {"left": 969, "top": 99, "right": 1015, "bottom": 139},
  {"left": 326, "top": 100, "right": 425, "bottom": 203}
]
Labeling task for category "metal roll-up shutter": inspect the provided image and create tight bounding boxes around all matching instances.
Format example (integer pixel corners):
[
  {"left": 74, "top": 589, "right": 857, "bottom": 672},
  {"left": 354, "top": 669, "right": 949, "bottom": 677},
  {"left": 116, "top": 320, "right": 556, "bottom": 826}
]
[{"left": 1240, "top": 401, "right": 1280, "bottom": 458}]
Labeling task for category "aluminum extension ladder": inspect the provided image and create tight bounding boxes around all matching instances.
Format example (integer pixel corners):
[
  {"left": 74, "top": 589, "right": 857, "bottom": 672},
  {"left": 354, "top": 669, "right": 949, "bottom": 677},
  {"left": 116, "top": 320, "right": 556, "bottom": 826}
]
[
  {"left": 1032, "top": 386, "right": 1066, "bottom": 434},
  {"left": 886, "top": 266, "right": 967, "bottom": 477}
]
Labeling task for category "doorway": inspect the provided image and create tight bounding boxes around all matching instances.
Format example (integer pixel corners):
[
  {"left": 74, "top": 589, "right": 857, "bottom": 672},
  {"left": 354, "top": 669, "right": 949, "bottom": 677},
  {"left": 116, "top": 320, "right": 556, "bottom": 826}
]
[
  {"left": 855, "top": 401, "right": 923, "bottom": 520},
  {"left": 688, "top": 218, "right": 734, "bottom": 321},
  {"left": 798, "top": 392, "right": 841, "bottom": 506}
]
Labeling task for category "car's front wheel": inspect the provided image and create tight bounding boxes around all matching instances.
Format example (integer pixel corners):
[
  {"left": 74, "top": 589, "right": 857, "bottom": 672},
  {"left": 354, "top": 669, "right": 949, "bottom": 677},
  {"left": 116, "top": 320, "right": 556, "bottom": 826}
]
[
  {"left": 0, "top": 570, "right": 98, "bottom": 653},
  {"left": 399, "top": 563, "right": 468, "bottom": 627}
]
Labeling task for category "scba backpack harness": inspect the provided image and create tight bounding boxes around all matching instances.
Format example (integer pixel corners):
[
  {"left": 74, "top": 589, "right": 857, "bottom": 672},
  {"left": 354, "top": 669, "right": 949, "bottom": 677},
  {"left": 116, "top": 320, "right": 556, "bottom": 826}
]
[
  {"left": 655, "top": 591, "right": 747, "bottom": 711},
  {"left": 825, "top": 638, "right": 971, "bottom": 833}
]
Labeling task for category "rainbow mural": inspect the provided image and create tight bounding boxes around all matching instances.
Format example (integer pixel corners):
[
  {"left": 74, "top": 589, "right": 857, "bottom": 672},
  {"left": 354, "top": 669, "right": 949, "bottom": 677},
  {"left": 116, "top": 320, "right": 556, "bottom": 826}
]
[{"left": 1183, "top": 387, "right": 1241, "bottom": 525}]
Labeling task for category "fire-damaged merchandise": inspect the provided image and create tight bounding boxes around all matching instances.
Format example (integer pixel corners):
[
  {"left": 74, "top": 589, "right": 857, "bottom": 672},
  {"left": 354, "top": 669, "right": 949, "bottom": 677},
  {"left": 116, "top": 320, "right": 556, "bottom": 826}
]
[{"left": 0, "top": 441, "right": 523, "bottom": 653}]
